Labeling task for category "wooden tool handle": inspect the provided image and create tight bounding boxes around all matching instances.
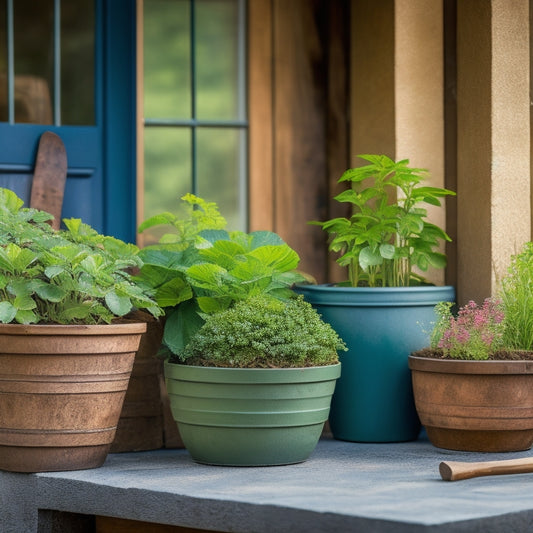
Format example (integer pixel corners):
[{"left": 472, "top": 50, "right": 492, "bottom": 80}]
[
  {"left": 30, "top": 131, "right": 67, "bottom": 231},
  {"left": 440, "top": 457, "right": 533, "bottom": 481}
]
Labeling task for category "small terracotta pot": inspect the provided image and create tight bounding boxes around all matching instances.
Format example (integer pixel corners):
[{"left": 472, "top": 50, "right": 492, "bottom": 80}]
[
  {"left": 0, "top": 322, "right": 146, "bottom": 472},
  {"left": 409, "top": 355, "right": 533, "bottom": 452}
]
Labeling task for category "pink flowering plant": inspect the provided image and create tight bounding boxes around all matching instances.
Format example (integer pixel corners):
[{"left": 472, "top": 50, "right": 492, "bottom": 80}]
[{"left": 430, "top": 299, "right": 505, "bottom": 360}]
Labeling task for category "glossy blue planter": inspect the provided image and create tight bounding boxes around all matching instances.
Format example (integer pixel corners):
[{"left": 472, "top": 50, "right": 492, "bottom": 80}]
[{"left": 295, "top": 285, "right": 455, "bottom": 443}]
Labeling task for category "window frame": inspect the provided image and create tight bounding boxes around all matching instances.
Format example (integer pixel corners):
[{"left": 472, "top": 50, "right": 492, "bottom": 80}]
[{"left": 137, "top": 0, "right": 249, "bottom": 245}]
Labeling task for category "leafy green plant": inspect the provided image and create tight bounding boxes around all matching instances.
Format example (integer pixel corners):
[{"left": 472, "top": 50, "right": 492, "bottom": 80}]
[
  {"left": 138, "top": 193, "right": 227, "bottom": 247},
  {"left": 499, "top": 242, "right": 533, "bottom": 350},
  {"left": 311, "top": 154, "right": 455, "bottom": 287},
  {"left": 429, "top": 299, "right": 504, "bottom": 360},
  {"left": 137, "top": 194, "right": 306, "bottom": 357},
  {"left": 176, "top": 294, "right": 346, "bottom": 368},
  {"left": 0, "top": 188, "right": 162, "bottom": 325}
]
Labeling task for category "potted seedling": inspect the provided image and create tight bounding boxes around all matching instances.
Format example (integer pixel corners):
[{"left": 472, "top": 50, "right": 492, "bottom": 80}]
[
  {"left": 137, "top": 194, "right": 345, "bottom": 465},
  {"left": 296, "top": 154, "right": 455, "bottom": 442},
  {"left": 0, "top": 188, "right": 162, "bottom": 473},
  {"left": 410, "top": 242, "right": 533, "bottom": 452}
]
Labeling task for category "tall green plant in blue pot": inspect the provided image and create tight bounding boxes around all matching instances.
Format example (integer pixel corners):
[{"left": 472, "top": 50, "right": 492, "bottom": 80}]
[{"left": 296, "top": 155, "right": 455, "bottom": 442}]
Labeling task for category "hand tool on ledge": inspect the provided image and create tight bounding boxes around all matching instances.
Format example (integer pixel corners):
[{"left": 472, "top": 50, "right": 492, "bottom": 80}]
[{"left": 440, "top": 457, "right": 533, "bottom": 481}]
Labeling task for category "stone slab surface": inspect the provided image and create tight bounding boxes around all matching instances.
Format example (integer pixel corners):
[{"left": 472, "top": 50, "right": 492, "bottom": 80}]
[{"left": 2, "top": 434, "right": 533, "bottom": 532}]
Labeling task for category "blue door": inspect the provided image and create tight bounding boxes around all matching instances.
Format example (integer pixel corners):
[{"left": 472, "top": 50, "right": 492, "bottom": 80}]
[{"left": 0, "top": 0, "right": 137, "bottom": 242}]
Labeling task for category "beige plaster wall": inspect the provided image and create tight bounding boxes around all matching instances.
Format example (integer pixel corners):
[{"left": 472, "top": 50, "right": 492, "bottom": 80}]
[
  {"left": 351, "top": 0, "right": 531, "bottom": 298},
  {"left": 457, "top": 0, "right": 530, "bottom": 303},
  {"left": 491, "top": 0, "right": 531, "bottom": 285},
  {"left": 395, "top": 0, "right": 446, "bottom": 286},
  {"left": 351, "top": 0, "right": 446, "bottom": 285}
]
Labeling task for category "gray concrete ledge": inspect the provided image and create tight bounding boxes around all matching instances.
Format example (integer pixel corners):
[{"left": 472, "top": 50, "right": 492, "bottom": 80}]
[{"left": 2, "top": 433, "right": 533, "bottom": 532}]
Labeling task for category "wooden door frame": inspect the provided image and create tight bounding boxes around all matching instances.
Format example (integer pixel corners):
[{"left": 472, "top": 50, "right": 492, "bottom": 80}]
[{"left": 248, "top": 0, "right": 350, "bottom": 283}]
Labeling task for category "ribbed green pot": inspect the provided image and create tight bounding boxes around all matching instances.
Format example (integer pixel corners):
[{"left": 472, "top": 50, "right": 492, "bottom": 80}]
[{"left": 164, "top": 362, "right": 341, "bottom": 466}]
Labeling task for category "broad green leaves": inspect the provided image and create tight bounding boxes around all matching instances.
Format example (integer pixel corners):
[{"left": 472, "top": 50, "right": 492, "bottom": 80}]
[
  {"left": 0, "top": 301, "right": 16, "bottom": 323},
  {"left": 162, "top": 301, "right": 205, "bottom": 356},
  {"left": 312, "top": 155, "right": 455, "bottom": 287},
  {"left": 142, "top": 228, "right": 306, "bottom": 356},
  {"left": 136, "top": 195, "right": 306, "bottom": 358},
  {"left": 0, "top": 189, "right": 163, "bottom": 325},
  {"left": 138, "top": 193, "right": 226, "bottom": 244}
]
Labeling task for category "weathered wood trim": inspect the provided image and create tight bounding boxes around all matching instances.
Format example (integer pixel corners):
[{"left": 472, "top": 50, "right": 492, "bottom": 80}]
[{"left": 248, "top": 0, "right": 274, "bottom": 231}]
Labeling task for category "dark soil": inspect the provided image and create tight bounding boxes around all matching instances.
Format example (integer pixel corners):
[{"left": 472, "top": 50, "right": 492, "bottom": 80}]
[{"left": 412, "top": 347, "right": 533, "bottom": 361}]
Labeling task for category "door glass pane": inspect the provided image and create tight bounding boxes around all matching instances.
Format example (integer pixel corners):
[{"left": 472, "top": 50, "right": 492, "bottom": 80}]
[
  {"left": 61, "top": 0, "right": 95, "bottom": 125},
  {"left": 13, "top": 0, "right": 54, "bottom": 124},
  {"left": 144, "top": 0, "right": 191, "bottom": 120},
  {"left": 197, "top": 128, "right": 246, "bottom": 230},
  {"left": 0, "top": 0, "right": 94, "bottom": 126},
  {"left": 143, "top": 127, "right": 192, "bottom": 244},
  {"left": 196, "top": 0, "right": 240, "bottom": 121},
  {"left": 0, "top": 0, "right": 7, "bottom": 122}
]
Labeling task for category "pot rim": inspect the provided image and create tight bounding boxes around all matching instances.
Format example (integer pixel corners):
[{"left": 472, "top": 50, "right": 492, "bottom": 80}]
[
  {"left": 295, "top": 283, "right": 455, "bottom": 292},
  {"left": 164, "top": 361, "right": 341, "bottom": 384},
  {"left": 408, "top": 354, "right": 533, "bottom": 375},
  {"left": 0, "top": 322, "right": 147, "bottom": 336},
  {"left": 293, "top": 284, "right": 455, "bottom": 307}
]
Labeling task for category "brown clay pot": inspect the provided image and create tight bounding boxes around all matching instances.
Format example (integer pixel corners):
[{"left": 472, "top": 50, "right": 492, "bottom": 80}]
[
  {"left": 110, "top": 316, "right": 165, "bottom": 452},
  {"left": 409, "top": 355, "right": 533, "bottom": 452},
  {"left": 110, "top": 314, "right": 184, "bottom": 452},
  {"left": 0, "top": 322, "right": 146, "bottom": 473}
]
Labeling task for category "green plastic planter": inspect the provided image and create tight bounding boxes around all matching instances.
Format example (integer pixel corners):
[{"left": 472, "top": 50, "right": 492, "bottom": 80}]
[
  {"left": 164, "top": 362, "right": 341, "bottom": 466},
  {"left": 295, "top": 285, "right": 455, "bottom": 443}
]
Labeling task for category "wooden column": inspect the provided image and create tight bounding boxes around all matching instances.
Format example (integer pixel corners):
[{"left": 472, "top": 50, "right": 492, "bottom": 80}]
[
  {"left": 456, "top": 0, "right": 531, "bottom": 304},
  {"left": 271, "top": 0, "right": 328, "bottom": 280},
  {"left": 248, "top": 0, "right": 350, "bottom": 283},
  {"left": 248, "top": 0, "right": 274, "bottom": 232}
]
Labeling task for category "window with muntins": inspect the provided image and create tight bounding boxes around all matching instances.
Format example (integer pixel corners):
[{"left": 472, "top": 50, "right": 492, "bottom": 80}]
[
  {"left": 0, "top": 0, "right": 95, "bottom": 126},
  {"left": 142, "top": 0, "right": 248, "bottom": 244}
]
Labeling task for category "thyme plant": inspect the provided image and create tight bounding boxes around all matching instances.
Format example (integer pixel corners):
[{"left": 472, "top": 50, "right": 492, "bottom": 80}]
[
  {"left": 177, "top": 295, "right": 346, "bottom": 368},
  {"left": 430, "top": 300, "right": 504, "bottom": 360}
]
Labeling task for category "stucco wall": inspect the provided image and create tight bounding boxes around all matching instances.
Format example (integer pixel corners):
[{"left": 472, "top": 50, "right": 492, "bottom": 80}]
[
  {"left": 351, "top": 0, "right": 531, "bottom": 302},
  {"left": 351, "top": 0, "right": 446, "bottom": 286}
]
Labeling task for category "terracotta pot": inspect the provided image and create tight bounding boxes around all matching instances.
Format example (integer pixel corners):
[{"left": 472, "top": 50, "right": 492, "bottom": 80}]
[
  {"left": 0, "top": 322, "right": 146, "bottom": 473},
  {"left": 409, "top": 355, "right": 533, "bottom": 452},
  {"left": 110, "top": 315, "right": 184, "bottom": 452},
  {"left": 111, "top": 316, "right": 165, "bottom": 452}
]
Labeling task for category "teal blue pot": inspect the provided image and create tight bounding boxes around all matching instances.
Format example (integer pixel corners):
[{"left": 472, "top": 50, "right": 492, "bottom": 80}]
[
  {"left": 294, "top": 285, "right": 455, "bottom": 443},
  {"left": 164, "top": 362, "right": 341, "bottom": 466}
]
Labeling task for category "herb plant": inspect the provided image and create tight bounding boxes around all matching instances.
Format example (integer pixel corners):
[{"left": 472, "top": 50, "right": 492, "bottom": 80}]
[
  {"left": 137, "top": 194, "right": 306, "bottom": 356},
  {"left": 312, "top": 154, "right": 455, "bottom": 287},
  {"left": 138, "top": 193, "right": 227, "bottom": 247},
  {"left": 177, "top": 294, "right": 346, "bottom": 368},
  {"left": 499, "top": 242, "right": 533, "bottom": 350},
  {"left": 430, "top": 299, "right": 504, "bottom": 360},
  {"left": 0, "top": 188, "right": 162, "bottom": 325}
]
